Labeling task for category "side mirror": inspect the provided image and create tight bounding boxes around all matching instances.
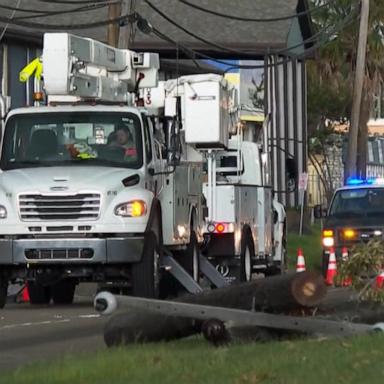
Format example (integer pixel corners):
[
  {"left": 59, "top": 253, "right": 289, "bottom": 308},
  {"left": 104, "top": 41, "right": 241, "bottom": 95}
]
[
  {"left": 286, "top": 158, "right": 298, "bottom": 192},
  {"left": 313, "top": 204, "right": 326, "bottom": 219}
]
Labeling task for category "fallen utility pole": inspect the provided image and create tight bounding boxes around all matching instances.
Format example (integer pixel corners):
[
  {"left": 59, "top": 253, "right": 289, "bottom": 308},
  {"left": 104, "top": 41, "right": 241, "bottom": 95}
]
[
  {"left": 345, "top": 0, "right": 370, "bottom": 180},
  {"left": 98, "top": 293, "right": 384, "bottom": 346},
  {"left": 96, "top": 272, "right": 327, "bottom": 345}
]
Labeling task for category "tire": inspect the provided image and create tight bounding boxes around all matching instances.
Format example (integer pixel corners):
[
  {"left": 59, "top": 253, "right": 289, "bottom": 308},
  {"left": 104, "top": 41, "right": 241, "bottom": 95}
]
[
  {"left": 28, "top": 281, "right": 51, "bottom": 305},
  {"left": 131, "top": 231, "right": 161, "bottom": 298},
  {"left": 179, "top": 231, "right": 200, "bottom": 282},
  {"left": 0, "top": 277, "right": 7, "bottom": 309},
  {"left": 51, "top": 280, "right": 76, "bottom": 305},
  {"left": 322, "top": 252, "right": 329, "bottom": 277},
  {"left": 240, "top": 232, "right": 254, "bottom": 282},
  {"left": 265, "top": 249, "right": 286, "bottom": 277}
]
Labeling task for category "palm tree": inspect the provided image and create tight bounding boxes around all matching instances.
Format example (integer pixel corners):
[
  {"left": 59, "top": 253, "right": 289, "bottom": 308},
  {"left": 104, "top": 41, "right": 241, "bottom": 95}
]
[{"left": 310, "top": 0, "right": 384, "bottom": 179}]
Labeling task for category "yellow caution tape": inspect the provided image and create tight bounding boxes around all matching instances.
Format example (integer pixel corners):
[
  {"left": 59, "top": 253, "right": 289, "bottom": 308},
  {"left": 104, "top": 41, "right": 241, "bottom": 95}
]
[{"left": 19, "top": 58, "right": 43, "bottom": 83}]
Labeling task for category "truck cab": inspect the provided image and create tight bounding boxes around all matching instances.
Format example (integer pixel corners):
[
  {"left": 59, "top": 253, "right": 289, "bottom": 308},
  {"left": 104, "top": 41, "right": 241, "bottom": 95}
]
[
  {"left": 0, "top": 33, "right": 204, "bottom": 307},
  {"left": 316, "top": 178, "right": 384, "bottom": 273}
]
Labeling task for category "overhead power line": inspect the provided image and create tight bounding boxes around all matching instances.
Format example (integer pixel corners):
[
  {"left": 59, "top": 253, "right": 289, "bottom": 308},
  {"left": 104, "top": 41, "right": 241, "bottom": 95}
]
[
  {"left": 14, "top": 2, "right": 117, "bottom": 21},
  {"left": 143, "top": 0, "right": 358, "bottom": 59},
  {"left": 0, "top": 0, "right": 22, "bottom": 43},
  {"left": 149, "top": 7, "right": 358, "bottom": 72},
  {"left": 177, "top": 0, "right": 335, "bottom": 22},
  {"left": 37, "top": 0, "right": 120, "bottom": 4},
  {"left": 143, "top": 0, "right": 258, "bottom": 57},
  {"left": 0, "top": 12, "right": 137, "bottom": 31},
  {"left": 0, "top": 1, "right": 118, "bottom": 14}
]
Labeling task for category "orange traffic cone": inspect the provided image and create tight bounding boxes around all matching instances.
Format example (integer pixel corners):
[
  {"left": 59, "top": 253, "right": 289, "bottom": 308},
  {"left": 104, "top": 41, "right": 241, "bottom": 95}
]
[
  {"left": 19, "top": 284, "right": 30, "bottom": 303},
  {"left": 375, "top": 271, "right": 384, "bottom": 289},
  {"left": 325, "top": 247, "right": 337, "bottom": 286},
  {"left": 296, "top": 248, "right": 306, "bottom": 272},
  {"left": 341, "top": 247, "right": 352, "bottom": 287}
]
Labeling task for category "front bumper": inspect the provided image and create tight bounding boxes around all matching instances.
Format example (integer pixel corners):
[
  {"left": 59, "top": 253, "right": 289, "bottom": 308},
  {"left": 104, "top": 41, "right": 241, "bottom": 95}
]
[{"left": 0, "top": 236, "right": 144, "bottom": 265}]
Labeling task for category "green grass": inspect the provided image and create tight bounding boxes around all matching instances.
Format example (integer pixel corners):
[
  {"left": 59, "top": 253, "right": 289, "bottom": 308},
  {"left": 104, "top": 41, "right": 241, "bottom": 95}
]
[
  {"left": 287, "top": 224, "right": 322, "bottom": 271},
  {"left": 2, "top": 226, "right": 356, "bottom": 384},
  {"left": 3, "top": 334, "right": 384, "bottom": 384}
]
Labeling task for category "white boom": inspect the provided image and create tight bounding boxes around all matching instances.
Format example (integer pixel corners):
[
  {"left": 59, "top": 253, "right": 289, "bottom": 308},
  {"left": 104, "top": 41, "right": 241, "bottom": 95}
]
[{"left": 42, "top": 33, "right": 160, "bottom": 103}]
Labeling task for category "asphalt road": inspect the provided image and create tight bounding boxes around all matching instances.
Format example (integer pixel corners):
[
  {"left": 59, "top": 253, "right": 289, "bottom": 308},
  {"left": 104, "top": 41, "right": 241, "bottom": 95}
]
[{"left": 0, "top": 291, "right": 107, "bottom": 371}]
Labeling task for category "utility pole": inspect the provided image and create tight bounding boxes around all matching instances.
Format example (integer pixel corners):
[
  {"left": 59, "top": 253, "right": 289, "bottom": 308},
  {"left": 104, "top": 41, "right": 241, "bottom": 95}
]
[
  {"left": 345, "top": 0, "right": 370, "bottom": 180},
  {"left": 118, "top": 0, "right": 130, "bottom": 49},
  {"left": 107, "top": 2, "right": 122, "bottom": 47}
]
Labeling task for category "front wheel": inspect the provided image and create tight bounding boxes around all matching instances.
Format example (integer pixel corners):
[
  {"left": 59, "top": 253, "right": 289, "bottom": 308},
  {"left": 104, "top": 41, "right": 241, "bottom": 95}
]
[
  {"left": 0, "top": 276, "right": 7, "bottom": 309},
  {"left": 28, "top": 281, "right": 51, "bottom": 305},
  {"left": 179, "top": 230, "right": 200, "bottom": 282},
  {"left": 51, "top": 280, "right": 76, "bottom": 305},
  {"left": 131, "top": 231, "right": 161, "bottom": 298}
]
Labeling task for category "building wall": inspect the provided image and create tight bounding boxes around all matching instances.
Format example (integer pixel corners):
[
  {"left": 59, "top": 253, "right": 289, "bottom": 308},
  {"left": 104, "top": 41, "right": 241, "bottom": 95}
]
[
  {"left": 267, "top": 55, "right": 307, "bottom": 207},
  {"left": 1, "top": 41, "right": 40, "bottom": 108}
]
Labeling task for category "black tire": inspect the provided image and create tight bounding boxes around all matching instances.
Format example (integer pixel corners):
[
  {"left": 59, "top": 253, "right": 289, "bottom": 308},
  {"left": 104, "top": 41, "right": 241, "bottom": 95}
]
[
  {"left": 322, "top": 252, "right": 329, "bottom": 278},
  {"left": 179, "top": 231, "right": 200, "bottom": 282},
  {"left": 0, "top": 277, "right": 7, "bottom": 309},
  {"left": 28, "top": 281, "right": 51, "bottom": 305},
  {"left": 51, "top": 280, "right": 76, "bottom": 305},
  {"left": 240, "top": 232, "right": 254, "bottom": 282},
  {"left": 131, "top": 231, "right": 161, "bottom": 298}
]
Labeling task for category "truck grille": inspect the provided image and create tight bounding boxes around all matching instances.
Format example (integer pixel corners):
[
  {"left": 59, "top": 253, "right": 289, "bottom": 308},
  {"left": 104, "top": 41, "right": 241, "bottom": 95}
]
[
  {"left": 19, "top": 193, "right": 101, "bottom": 221},
  {"left": 25, "top": 248, "right": 94, "bottom": 260}
]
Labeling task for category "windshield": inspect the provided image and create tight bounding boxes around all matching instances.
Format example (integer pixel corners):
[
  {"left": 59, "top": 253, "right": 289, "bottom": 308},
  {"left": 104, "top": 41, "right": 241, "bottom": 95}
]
[
  {"left": 329, "top": 188, "right": 384, "bottom": 217},
  {"left": 1, "top": 112, "right": 143, "bottom": 170}
]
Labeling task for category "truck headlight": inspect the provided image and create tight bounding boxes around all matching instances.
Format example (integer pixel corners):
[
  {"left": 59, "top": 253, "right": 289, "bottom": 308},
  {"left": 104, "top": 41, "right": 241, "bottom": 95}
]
[
  {"left": 0, "top": 205, "right": 7, "bottom": 219},
  {"left": 322, "top": 229, "right": 334, "bottom": 247},
  {"left": 114, "top": 200, "right": 147, "bottom": 217}
]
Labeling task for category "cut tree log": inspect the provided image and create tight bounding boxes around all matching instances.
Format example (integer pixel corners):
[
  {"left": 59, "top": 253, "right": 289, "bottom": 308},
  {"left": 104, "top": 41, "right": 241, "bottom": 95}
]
[
  {"left": 183, "top": 271, "right": 327, "bottom": 311},
  {"left": 318, "top": 287, "right": 384, "bottom": 325},
  {"left": 103, "top": 271, "right": 327, "bottom": 346}
]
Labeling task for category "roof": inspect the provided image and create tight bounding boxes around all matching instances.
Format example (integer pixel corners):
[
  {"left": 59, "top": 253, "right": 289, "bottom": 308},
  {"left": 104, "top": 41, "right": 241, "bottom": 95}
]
[{"left": 0, "top": 0, "right": 314, "bottom": 59}]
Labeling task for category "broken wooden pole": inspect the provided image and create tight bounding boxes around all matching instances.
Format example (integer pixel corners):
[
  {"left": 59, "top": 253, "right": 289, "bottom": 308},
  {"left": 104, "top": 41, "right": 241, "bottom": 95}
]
[{"left": 99, "top": 271, "right": 327, "bottom": 346}]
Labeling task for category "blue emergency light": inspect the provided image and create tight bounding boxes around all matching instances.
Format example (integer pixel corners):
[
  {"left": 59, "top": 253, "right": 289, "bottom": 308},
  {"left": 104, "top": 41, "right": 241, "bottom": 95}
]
[{"left": 346, "top": 177, "right": 384, "bottom": 186}]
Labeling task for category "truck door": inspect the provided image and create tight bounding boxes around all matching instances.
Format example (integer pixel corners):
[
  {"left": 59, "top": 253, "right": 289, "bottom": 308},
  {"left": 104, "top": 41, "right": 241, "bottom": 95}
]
[{"left": 142, "top": 115, "right": 163, "bottom": 196}]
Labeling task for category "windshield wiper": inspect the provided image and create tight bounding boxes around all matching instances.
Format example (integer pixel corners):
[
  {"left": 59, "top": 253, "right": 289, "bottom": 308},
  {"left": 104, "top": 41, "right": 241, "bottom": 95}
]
[{"left": 7, "top": 161, "right": 56, "bottom": 167}]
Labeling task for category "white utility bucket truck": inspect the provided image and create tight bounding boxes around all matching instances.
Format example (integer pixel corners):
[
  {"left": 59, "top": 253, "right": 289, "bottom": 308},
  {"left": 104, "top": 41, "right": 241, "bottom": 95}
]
[
  {"left": 0, "top": 33, "right": 206, "bottom": 306},
  {"left": 147, "top": 74, "right": 287, "bottom": 283}
]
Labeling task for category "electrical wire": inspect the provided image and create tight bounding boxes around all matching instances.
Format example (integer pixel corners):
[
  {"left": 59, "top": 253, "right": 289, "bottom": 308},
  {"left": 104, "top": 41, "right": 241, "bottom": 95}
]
[
  {"left": 144, "top": 0, "right": 258, "bottom": 58},
  {"left": 150, "top": 7, "right": 358, "bottom": 72},
  {"left": 148, "top": 5, "right": 358, "bottom": 71},
  {"left": 0, "top": 4, "right": 44, "bottom": 13},
  {"left": 37, "top": 0, "right": 120, "bottom": 4},
  {"left": 0, "top": 1, "right": 118, "bottom": 14},
  {"left": 178, "top": 0, "right": 334, "bottom": 22},
  {"left": 143, "top": 0, "right": 359, "bottom": 59},
  {"left": 14, "top": 3, "right": 112, "bottom": 21},
  {"left": 0, "top": 0, "right": 22, "bottom": 43},
  {"left": 0, "top": 12, "right": 137, "bottom": 31}
]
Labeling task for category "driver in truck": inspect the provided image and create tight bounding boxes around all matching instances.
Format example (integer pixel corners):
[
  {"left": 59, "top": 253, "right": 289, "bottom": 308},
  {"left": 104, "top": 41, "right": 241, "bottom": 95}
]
[{"left": 108, "top": 126, "right": 137, "bottom": 158}]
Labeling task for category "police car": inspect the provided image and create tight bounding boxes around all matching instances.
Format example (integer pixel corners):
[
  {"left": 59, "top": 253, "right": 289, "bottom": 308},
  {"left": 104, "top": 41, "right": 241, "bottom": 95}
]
[{"left": 314, "top": 178, "right": 384, "bottom": 274}]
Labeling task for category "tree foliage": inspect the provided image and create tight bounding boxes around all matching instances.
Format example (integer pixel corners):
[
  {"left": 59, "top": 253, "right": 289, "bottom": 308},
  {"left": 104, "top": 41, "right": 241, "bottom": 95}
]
[
  {"left": 337, "top": 240, "right": 384, "bottom": 303},
  {"left": 308, "top": 0, "right": 384, "bottom": 183}
]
